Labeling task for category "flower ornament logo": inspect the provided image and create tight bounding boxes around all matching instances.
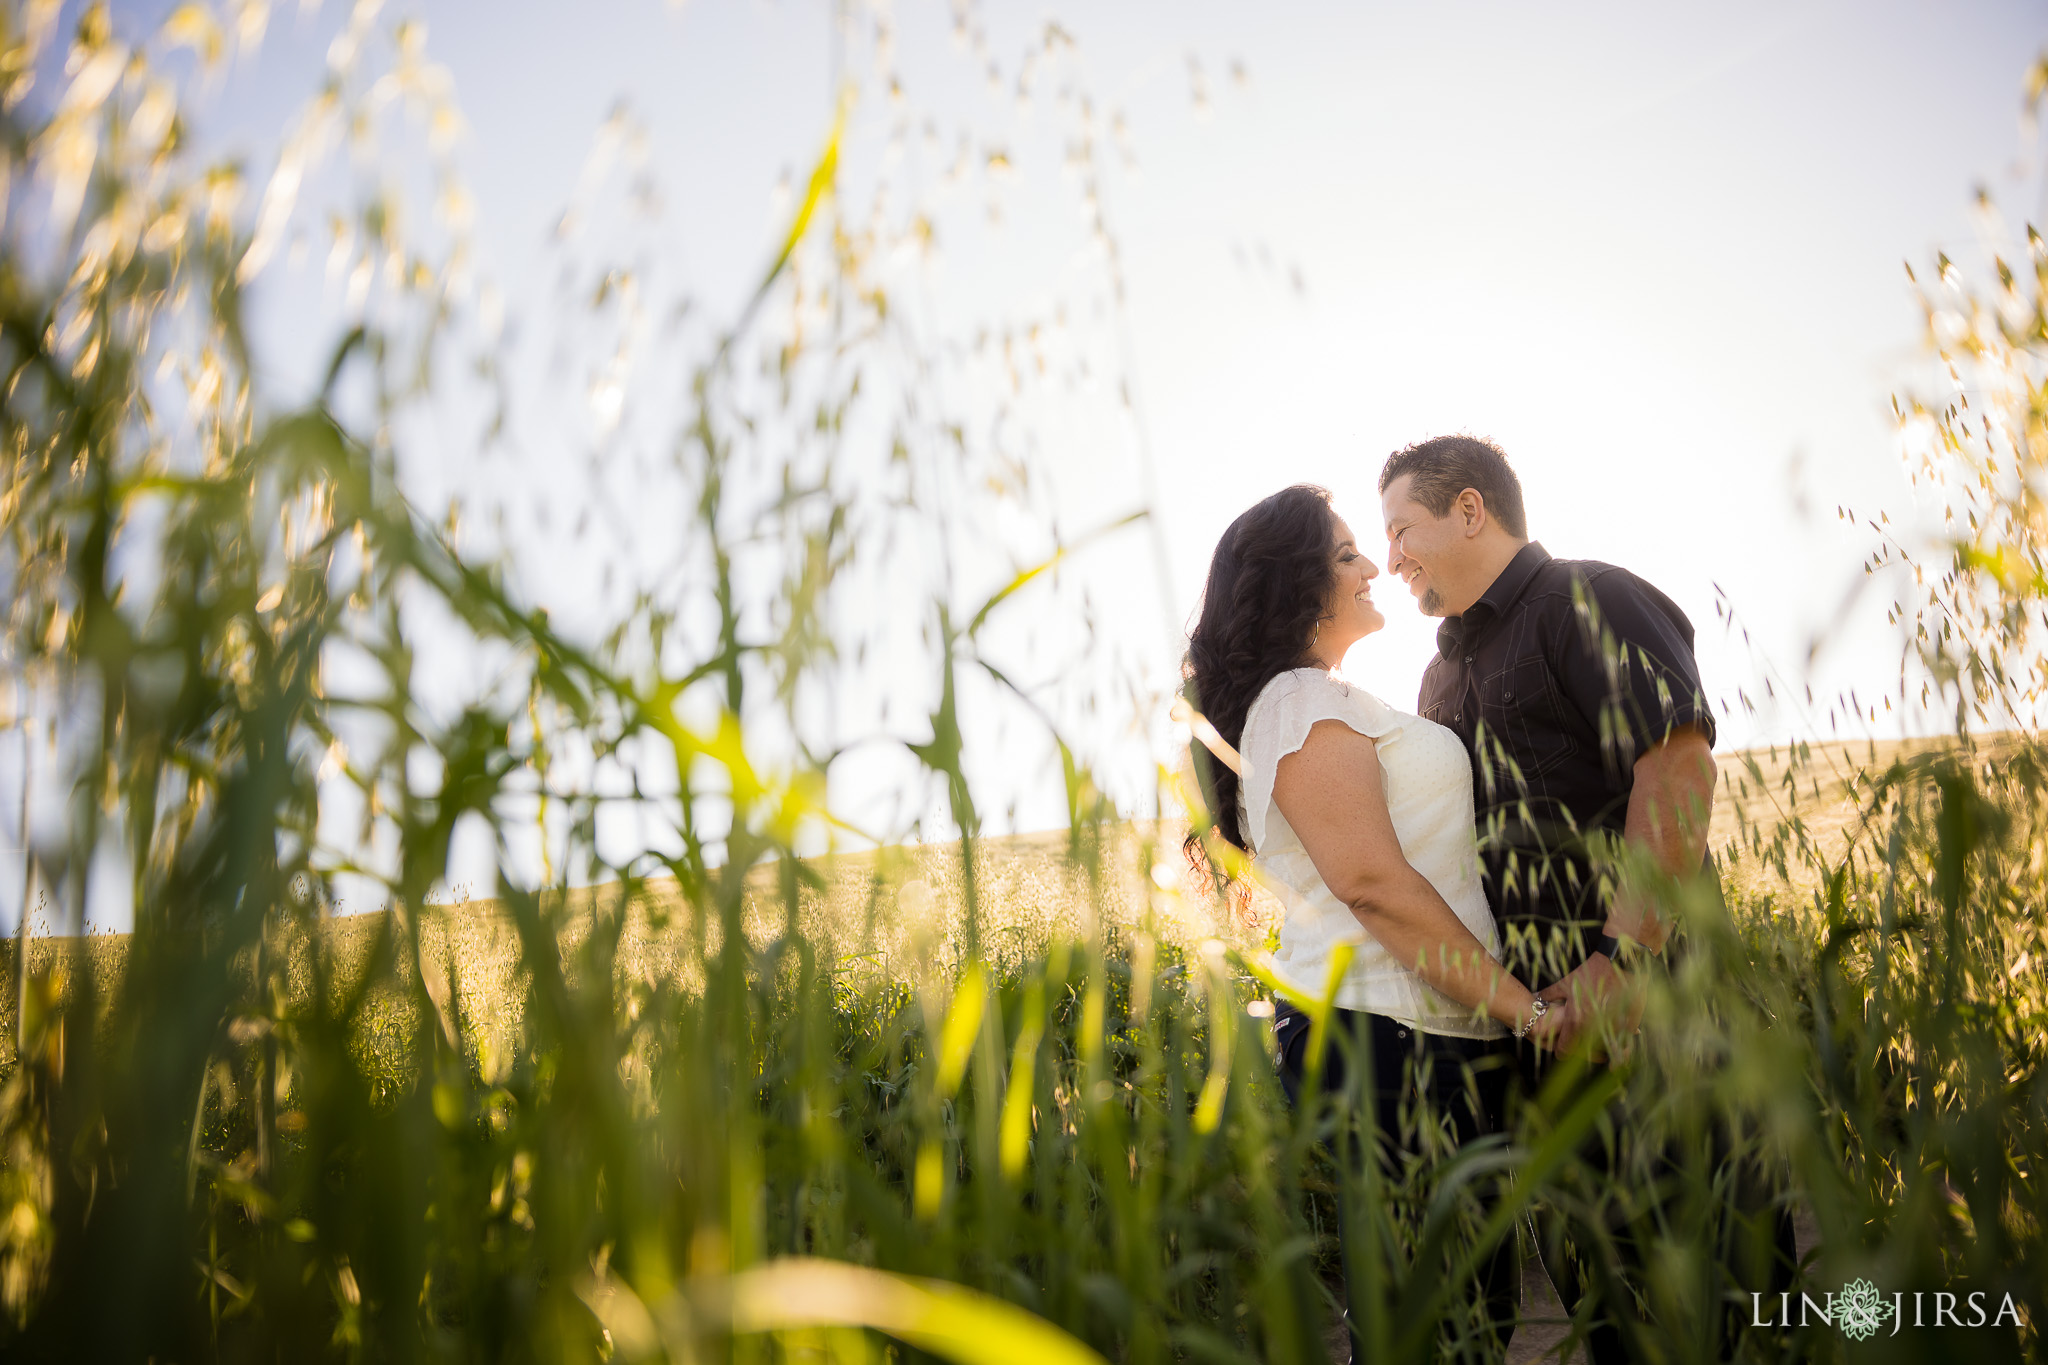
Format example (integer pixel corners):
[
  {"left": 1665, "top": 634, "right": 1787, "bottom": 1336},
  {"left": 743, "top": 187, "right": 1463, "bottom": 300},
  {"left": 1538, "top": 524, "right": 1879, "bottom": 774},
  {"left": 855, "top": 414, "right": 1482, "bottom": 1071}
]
[{"left": 1835, "top": 1279, "right": 1896, "bottom": 1341}]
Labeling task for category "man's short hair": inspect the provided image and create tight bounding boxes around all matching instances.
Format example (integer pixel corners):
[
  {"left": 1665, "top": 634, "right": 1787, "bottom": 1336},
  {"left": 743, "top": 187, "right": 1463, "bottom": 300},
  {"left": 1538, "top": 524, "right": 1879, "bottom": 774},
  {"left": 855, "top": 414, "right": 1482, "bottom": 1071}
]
[{"left": 1378, "top": 435, "right": 1528, "bottom": 539}]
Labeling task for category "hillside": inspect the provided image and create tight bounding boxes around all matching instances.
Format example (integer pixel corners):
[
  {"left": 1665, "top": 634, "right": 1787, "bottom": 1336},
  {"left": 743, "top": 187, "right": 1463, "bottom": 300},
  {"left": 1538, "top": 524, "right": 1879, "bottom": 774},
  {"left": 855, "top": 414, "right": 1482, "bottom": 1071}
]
[{"left": 0, "top": 736, "right": 1946, "bottom": 1030}]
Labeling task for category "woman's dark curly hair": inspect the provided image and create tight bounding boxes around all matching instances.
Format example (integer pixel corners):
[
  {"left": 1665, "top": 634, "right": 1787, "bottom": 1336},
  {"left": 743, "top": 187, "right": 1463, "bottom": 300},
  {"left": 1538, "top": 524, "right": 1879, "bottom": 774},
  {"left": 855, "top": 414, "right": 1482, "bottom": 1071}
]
[{"left": 1182, "top": 484, "right": 1339, "bottom": 860}]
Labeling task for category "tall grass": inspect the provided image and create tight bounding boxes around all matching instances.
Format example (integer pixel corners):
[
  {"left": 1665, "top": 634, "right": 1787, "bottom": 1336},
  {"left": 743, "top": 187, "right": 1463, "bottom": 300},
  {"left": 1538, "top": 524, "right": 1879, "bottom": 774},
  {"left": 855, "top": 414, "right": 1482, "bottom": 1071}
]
[{"left": 2, "top": 5, "right": 2047, "bottom": 1363}]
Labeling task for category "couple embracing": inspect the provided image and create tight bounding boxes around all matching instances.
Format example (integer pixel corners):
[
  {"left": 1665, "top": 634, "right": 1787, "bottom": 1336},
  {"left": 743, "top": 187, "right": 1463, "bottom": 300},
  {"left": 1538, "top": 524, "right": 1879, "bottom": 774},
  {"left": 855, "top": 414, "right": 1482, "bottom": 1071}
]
[{"left": 1184, "top": 436, "right": 1787, "bottom": 1361}]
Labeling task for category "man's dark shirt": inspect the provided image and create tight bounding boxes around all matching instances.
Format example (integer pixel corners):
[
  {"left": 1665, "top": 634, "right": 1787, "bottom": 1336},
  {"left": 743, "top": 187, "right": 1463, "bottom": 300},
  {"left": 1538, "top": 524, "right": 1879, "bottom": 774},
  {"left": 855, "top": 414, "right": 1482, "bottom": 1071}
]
[{"left": 1418, "top": 542, "right": 1714, "bottom": 991}]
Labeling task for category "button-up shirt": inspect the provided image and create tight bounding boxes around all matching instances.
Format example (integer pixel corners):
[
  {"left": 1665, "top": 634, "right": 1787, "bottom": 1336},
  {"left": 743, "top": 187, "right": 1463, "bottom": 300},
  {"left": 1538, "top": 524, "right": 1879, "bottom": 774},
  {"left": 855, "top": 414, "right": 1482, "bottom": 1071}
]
[{"left": 1417, "top": 542, "right": 1714, "bottom": 990}]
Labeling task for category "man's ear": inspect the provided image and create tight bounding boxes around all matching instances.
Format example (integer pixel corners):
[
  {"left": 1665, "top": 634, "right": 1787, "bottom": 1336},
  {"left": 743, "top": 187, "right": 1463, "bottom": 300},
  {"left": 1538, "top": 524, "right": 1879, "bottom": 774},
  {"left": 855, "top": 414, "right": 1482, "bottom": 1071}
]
[{"left": 1457, "top": 487, "right": 1489, "bottom": 537}]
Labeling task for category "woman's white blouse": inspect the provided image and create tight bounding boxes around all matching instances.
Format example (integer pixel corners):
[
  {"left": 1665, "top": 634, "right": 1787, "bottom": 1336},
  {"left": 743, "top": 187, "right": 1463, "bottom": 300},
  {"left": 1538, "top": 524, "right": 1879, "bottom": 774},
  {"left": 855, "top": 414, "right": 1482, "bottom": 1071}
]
[{"left": 1238, "top": 667, "right": 1506, "bottom": 1040}]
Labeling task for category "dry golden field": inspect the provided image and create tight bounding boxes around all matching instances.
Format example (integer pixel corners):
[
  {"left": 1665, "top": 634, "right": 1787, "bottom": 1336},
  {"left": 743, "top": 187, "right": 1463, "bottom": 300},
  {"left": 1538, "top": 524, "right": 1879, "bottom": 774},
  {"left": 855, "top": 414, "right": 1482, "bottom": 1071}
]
[{"left": 0, "top": 735, "right": 1938, "bottom": 1062}]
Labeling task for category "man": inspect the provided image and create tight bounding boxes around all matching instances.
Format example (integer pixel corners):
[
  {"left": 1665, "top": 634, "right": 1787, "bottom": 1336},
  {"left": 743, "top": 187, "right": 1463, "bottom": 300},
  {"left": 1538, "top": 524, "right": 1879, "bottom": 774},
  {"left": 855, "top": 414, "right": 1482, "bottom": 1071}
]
[
  {"left": 1379, "top": 435, "right": 1711, "bottom": 1007},
  {"left": 1377, "top": 434, "right": 1790, "bottom": 1363}
]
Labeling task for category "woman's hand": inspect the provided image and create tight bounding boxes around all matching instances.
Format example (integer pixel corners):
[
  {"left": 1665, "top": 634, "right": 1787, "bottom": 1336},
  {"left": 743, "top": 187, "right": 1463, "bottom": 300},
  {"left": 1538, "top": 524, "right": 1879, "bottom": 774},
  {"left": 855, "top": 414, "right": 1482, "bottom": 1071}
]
[
  {"left": 1498, "top": 984, "right": 1577, "bottom": 1051},
  {"left": 1524, "top": 997, "right": 1583, "bottom": 1054}
]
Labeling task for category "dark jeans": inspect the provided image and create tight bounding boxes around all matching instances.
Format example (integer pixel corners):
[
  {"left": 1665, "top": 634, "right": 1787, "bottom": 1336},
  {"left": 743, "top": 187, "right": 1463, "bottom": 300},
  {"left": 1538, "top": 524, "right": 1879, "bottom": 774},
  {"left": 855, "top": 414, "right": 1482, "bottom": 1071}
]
[
  {"left": 1274, "top": 1003, "right": 1518, "bottom": 1363},
  {"left": 1511, "top": 1046, "right": 1799, "bottom": 1365}
]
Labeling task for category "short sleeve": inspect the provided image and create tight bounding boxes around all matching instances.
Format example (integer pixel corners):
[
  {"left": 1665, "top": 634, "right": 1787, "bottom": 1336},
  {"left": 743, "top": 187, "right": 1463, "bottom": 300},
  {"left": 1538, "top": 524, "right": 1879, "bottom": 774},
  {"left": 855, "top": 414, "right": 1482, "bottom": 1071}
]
[
  {"left": 1551, "top": 568, "right": 1715, "bottom": 773},
  {"left": 1238, "top": 671, "right": 1397, "bottom": 854}
]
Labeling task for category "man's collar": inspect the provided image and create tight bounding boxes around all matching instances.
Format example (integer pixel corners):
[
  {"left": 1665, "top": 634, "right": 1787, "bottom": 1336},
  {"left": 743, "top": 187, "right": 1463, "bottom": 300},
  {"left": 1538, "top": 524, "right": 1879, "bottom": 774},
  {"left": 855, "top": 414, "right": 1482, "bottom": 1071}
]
[
  {"left": 1435, "top": 541, "right": 1550, "bottom": 659},
  {"left": 1473, "top": 540, "right": 1550, "bottom": 617}
]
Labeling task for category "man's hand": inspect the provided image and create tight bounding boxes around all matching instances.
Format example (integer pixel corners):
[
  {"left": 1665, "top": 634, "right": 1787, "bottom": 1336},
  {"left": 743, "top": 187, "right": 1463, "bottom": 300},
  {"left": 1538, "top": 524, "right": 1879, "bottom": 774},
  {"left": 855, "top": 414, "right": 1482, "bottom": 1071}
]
[
  {"left": 1537, "top": 952, "right": 1639, "bottom": 1059},
  {"left": 1537, "top": 949, "right": 1621, "bottom": 1008}
]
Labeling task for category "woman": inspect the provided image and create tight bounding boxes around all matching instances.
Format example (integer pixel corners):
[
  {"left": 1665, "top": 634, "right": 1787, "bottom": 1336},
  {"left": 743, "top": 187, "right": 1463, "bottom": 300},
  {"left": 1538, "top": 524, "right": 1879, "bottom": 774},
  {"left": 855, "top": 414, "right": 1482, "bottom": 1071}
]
[{"left": 1182, "top": 484, "right": 1567, "bottom": 1357}]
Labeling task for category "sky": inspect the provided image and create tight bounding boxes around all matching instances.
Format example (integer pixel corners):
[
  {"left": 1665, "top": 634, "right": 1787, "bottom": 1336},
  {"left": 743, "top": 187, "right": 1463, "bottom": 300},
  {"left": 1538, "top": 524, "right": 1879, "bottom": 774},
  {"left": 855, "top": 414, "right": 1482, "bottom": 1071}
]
[
  {"left": 186, "top": 0, "right": 2042, "bottom": 720},
  {"left": 9, "top": 0, "right": 2048, "bottom": 928}
]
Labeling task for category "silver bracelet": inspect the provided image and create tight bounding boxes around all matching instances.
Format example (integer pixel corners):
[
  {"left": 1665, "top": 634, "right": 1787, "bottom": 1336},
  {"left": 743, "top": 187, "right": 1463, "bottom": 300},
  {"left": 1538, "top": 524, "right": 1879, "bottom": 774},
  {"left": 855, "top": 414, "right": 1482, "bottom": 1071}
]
[{"left": 1513, "top": 995, "right": 1550, "bottom": 1039}]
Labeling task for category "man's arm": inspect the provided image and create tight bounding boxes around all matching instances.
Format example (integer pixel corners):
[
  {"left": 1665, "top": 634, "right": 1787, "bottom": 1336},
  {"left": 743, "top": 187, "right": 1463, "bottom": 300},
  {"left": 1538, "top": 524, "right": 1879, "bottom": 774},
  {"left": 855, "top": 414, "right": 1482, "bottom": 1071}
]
[
  {"left": 1537, "top": 722, "right": 1715, "bottom": 1020},
  {"left": 1604, "top": 721, "right": 1716, "bottom": 952}
]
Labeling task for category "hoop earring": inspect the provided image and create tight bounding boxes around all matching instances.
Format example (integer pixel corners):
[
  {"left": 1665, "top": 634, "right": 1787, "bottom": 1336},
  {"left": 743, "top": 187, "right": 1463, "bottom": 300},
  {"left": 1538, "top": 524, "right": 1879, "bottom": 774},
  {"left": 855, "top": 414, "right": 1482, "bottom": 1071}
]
[{"left": 1311, "top": 617, "right": 1323, "bottom": 647}]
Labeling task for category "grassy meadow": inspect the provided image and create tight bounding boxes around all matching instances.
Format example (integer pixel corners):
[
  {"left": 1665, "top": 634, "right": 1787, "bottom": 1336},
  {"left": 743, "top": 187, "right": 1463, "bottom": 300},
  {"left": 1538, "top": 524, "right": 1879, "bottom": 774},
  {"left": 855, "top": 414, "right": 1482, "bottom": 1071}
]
[
  {"left": 0, "top": 739, "right": 1939, "bottom": 1058},
  {"left": 4, "top": 5, "right": 2048, "bottom": 1364}
]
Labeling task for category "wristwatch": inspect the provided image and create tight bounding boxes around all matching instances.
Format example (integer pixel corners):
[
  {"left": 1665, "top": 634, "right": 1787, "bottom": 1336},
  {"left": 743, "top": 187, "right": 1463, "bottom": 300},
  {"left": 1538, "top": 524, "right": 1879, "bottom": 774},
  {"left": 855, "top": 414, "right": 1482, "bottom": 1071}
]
[
  {"left": 1513, "top": 996, "right": 1550, "bottom": 1039},
  {"left": 1591, "top": 932, "right": 1623, "bottom": 961}
]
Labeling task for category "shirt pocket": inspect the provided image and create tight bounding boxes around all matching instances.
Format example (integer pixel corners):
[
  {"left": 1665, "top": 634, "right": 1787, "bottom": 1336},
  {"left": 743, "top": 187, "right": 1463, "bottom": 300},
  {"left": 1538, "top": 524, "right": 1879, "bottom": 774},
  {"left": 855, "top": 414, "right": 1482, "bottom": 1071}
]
[{"left": 1475, "top": 655, "right": 1578, "bottom": 792}]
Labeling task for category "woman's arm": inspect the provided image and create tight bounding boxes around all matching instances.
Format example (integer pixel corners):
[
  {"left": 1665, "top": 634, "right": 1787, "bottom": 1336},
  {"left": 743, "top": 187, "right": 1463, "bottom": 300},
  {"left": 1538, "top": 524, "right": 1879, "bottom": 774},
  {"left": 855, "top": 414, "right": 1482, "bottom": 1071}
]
[{"left": 1272, "top": 719, "right": 1547, "bottom": 1034}]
